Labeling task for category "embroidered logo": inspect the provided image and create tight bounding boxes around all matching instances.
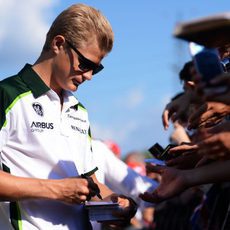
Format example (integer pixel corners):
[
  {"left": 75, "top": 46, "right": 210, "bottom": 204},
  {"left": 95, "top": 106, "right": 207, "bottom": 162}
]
[{"left": 32, "top": 102, "right": 44, "bottom": 116}]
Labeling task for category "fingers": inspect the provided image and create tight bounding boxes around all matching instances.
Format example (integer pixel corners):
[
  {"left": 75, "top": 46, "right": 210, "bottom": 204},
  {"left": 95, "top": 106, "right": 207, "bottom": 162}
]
[
  {"left": 146, "top": 164, "right": 165, "bottom": 174},
  {"left": 139, "top": 192, "right": 162, "bottom": 203},
  {"left": 166, "top": 153, "right": 191, "bottom": 167},
  {"left": 105, "top": 195, "right": 137, "bottom": 224},
  {"left": 188, "top": 109, "right": 213, "bottom": 130},
  {"left": 116, "top": 197, "right": 137, "bottom": 219},
  {"left": 197, "top": 135, "right": 219, "bottom": 149},
  {"left": 207, "top": 121, "right": 230, "bottom": 134},
  {"left": 166, "top": 155, "right": 186, "bottom": 167},
  {"left": 162, "top": 102, "right": 177, "bottom": 130},
  {"left": 82, "top": 176, "right": 101, "bottom": 200},
  {"left": 169, "top": 143, "right": 197, "bottom": 154},
  {"left": 189, "top": 104, "right": 207, "bottom": 125},
  {"left": 78, "top": 195, "right": 88, "bottom": 203},
  {"left": 188, "top": 101, "right": 227, "bottom": 129},
  {"left": 195, "top": 156, "right": 210, "bottom": 168},
  {"left": 87, "top": 177, "right": 100, "bottom": 197}
]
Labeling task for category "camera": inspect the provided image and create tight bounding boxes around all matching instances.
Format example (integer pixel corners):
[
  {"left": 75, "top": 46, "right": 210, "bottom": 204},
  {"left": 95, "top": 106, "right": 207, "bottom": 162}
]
[
  {"left": 148, "top": 143, "right": 177, "bottom": 161},
  {"left": 148, "top": 143, "right": 164, "bottom": 159}
]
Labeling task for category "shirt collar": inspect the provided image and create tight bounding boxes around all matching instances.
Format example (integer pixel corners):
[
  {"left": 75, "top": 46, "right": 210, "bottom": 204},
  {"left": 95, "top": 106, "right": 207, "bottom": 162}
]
[
  {"left": 63, "top": 90, "right": 79, "bottom": 111},
  {"left": 19, "top": 64, "right": 81, "bottom": 110},
  {"left": 18, "top": 63, "right": 50, "bottom": 98}
]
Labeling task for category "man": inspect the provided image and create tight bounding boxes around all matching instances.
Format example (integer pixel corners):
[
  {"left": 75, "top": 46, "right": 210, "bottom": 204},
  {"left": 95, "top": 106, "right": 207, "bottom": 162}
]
[{"left": 0, "top": 4, "right": 136, "bottom": 230}]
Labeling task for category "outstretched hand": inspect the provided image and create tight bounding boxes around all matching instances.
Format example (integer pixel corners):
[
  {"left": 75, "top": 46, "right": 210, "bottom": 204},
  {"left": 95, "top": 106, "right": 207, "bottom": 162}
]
[
  {"left": 196, "top": 131, "right": 230, "bottom": 163},
  {"left": 188, "top": 101, "right": 230, "bottom": 129},
  {"left": 162, "top": 93, "right": 191, "bottom": 130},
  {"left": 139, "top": 164, "right": 187, "bottom": 203}
]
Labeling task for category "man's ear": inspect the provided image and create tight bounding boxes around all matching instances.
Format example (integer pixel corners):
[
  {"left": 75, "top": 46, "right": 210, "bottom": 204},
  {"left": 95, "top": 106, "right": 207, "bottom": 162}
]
[
  {"left": 185, "top": 81, "right": 195, "bottom": 89},
  {"left": 51, "top": 35, "right": 65, "bottom": 54}
]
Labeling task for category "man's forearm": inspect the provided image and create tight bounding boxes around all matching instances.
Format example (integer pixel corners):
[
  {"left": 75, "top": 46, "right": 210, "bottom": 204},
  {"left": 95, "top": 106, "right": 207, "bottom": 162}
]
[
  {"left": 185, "top": 160, "right": 230, "bottom": 187},
  {"left": 0, "top": 170, "right": 58, "bottom": 201}
]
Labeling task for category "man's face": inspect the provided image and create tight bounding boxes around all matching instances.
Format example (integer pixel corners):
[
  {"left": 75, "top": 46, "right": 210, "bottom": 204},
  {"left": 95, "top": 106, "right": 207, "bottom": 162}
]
[{"left": 51, "top": 37, "right": 105, "bottom": 94}]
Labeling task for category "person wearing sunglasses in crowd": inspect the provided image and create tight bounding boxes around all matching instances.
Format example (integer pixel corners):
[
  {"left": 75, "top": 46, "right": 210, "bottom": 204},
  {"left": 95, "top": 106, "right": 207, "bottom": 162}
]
[{"left": 0, "top": 4, "right": 137, "bottom": 230}]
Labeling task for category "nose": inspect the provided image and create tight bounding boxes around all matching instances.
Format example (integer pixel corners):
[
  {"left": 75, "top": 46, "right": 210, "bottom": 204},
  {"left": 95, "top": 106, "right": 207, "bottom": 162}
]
[{"left": 82, "top": 70, "right": 93, "bottom": 81}]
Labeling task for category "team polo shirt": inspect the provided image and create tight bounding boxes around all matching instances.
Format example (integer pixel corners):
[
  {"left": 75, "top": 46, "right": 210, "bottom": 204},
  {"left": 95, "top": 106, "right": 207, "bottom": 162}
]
[{"left": 0, "top": 64, "right": 96, "bottom": 230}]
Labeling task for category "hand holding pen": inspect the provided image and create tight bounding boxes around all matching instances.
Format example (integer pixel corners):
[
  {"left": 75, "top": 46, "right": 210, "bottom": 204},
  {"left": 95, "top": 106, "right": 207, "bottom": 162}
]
[{"left": 81, "top": 173, "right": 102, "bottom": 200}]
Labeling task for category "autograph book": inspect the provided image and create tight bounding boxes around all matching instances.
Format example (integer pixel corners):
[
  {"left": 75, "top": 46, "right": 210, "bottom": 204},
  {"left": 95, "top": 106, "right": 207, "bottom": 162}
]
[{"left": 85, "top": 201, "right": 122, "bottom": 222}]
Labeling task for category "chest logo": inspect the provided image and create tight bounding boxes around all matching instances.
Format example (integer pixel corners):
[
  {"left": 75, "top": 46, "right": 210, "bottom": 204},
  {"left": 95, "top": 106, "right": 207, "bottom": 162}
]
[{"left": 32, "top": 102, "right": 44, "bottom": 116}]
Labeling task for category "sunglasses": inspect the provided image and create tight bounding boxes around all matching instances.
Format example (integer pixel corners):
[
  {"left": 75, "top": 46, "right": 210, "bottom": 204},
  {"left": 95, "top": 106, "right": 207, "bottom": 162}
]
[{"left": 66, "top": 40, "right": 104, "bottom": 75}]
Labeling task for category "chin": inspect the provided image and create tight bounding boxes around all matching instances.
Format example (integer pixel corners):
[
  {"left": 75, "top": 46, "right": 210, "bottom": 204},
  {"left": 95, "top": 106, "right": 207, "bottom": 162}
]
[{"left": 72, "top": 85, "right": 78, "bottom": 92}]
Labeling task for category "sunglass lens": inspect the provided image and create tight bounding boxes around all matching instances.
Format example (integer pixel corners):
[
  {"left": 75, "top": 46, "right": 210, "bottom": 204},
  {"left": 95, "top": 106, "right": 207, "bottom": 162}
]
[{"left": 92, "top": 65, "right": 104, "bottom": 75}]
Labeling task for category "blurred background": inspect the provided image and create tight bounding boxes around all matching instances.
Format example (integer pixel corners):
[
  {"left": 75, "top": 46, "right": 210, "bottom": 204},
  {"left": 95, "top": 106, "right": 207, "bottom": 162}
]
[{"left": 0, "top": 0, "right": 228, "bottom": 157}]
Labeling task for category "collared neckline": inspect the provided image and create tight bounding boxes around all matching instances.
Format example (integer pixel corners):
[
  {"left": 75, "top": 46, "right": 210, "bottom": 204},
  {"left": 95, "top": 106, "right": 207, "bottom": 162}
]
[
  {"left": 18, "top": 64, "right": 50, "bottom": 98},
  {"left": 62, "top": 90, "right": 79, "bottom": 112},
  {"left": 18, "top": 64, "right": 81, "bottom": 111}
]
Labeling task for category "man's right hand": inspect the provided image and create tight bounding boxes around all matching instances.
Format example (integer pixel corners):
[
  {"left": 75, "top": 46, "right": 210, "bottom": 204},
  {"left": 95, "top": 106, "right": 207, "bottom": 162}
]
[{"left": 52, "top": 177, "right": 99, "bottom": 204}]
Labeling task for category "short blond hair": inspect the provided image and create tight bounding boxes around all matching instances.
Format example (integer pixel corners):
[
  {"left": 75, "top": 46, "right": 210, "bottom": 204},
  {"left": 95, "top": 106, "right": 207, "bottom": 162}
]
[{"left": 43, "top": 3, "right": 114, "bottom": 54}]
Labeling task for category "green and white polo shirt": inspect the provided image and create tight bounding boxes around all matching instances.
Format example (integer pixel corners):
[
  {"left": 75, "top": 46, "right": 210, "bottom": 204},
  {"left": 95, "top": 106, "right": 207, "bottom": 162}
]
[{"left": 0, "top": 64, "right": 95, "bottom": 230}]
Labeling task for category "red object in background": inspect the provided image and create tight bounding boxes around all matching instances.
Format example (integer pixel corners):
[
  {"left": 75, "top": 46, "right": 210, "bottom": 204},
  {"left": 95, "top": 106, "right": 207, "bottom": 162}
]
[
  {"left": 103, "top": 140, "right": 121, "bottom": 158},
  {"left": 127, "top": 162, "right": 146, "bottom": 176}
]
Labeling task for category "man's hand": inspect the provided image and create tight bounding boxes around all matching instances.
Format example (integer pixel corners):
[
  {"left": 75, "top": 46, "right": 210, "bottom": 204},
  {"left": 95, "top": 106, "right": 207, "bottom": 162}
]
[
  {"left": 139, "top": 164, "right": 187, "bottom": 203},
  {"left": 196, "top": 132, "right": 230, "bottom": 162},
  {"left": 52, "top": 177, "right": 100, "bottom": 204},
  {"left": 162, "top": 93, "right": 191, "bottom": 130},
  {"left": 188, "top": 102, "right": 230, "bottom": 129},
  {"left": 166, "top": 151, "right": 202, "bottom": 169},
  {"left": 165, "top": 143, "right": 201, "bottom": 169},
  {"left": 101, "top": 194, "right": 138, "bottom": 228},
  {"left": 169, "top": 142, "right": 198, "bottom": 153}
]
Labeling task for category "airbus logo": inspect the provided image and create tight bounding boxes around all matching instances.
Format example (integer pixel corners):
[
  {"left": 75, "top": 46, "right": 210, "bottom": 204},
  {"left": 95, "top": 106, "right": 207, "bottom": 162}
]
[
  {"left": 31, "top": 122, "right": 54, "bottom": 129},
  {"left": 30, "top": 121, "right": 54, "bottom": 133}
]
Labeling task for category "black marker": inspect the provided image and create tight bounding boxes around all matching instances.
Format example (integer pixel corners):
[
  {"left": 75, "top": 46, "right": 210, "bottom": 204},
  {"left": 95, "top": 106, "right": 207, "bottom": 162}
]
[{"left": 81, "top": 174, "right": 103, "bottom": 200}]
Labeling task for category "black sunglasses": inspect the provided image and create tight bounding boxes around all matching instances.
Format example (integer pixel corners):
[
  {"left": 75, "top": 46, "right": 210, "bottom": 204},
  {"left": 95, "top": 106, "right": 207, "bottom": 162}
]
[{"left": 66, "top": 40, "right": 104, "bottom": 75}]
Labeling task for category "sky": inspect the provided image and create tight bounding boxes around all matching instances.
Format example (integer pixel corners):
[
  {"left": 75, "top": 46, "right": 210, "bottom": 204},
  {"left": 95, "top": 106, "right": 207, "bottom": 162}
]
[{"left": 0, "top": 0, "right": 229, "bottom": 157}]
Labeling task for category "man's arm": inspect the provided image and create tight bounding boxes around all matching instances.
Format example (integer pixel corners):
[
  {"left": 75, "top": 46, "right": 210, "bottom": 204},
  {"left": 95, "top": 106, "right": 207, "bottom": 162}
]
[
  {"left": 140, "top": 160, "right": 230, "bottom": 203},
  {"left": 0, "top": 170, "right": 96, "bottom": 204}
]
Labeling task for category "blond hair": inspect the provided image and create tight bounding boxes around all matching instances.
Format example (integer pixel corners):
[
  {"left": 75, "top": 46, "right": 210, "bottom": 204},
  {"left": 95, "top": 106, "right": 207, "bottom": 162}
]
[{"left": 43, "top": 3, "right": 114, "bottom": 54}]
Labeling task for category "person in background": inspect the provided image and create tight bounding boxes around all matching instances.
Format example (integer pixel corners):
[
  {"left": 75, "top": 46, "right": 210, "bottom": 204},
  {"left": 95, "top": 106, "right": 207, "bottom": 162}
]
[
  {"left": 0, "top": 4, "right": 137, "bottom": 229},
  {"left": 124, "top": 151, "right": 147, "bottom": 176},
  {"left": 162, "top": 61, "right": 198, "bottom": 130},
  {"left": 168, "top": 92, "right": 192, "bottom": 145}
]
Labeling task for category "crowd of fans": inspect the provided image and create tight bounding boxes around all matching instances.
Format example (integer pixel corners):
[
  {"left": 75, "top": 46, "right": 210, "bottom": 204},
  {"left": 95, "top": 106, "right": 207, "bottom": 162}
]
[
  {"left": 138, "top": 43, "right": 230, "bottom": 229},
  {"left": 97, "top": 41, "right": 230, "bottom": 229}
]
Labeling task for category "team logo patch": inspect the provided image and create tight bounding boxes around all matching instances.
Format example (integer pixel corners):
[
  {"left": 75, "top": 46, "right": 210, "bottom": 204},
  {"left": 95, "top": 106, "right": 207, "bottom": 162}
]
[{"left": 32, "top": 102, "right": 44, "bottom": 116}]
